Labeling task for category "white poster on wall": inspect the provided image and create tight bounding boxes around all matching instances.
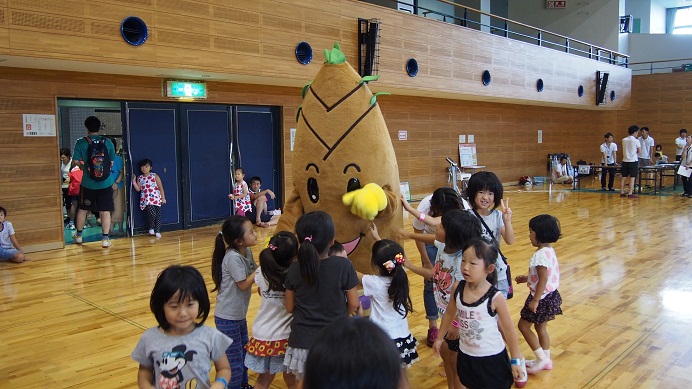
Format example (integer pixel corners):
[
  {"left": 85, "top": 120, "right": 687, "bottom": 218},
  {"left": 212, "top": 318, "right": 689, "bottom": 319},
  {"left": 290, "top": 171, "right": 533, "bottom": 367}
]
[
  {"left": 458, "top": 143, "right": 477, "bottom": 166},
  {"left": 23, "top": 114, "right": 56, "bottom": 137}
]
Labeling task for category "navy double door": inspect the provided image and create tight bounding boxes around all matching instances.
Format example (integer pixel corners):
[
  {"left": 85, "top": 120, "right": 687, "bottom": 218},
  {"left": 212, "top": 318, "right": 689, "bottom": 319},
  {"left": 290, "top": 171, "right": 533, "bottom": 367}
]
[{"left": 124, "top": 102, "right": 280, "bottom": 232}]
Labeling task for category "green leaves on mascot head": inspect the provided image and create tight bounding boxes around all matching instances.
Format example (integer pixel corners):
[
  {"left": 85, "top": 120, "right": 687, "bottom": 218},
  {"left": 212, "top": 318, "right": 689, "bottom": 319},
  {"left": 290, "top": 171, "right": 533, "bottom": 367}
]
[{"left": 324, "top": 42, "right": 346, "bottom": 65}]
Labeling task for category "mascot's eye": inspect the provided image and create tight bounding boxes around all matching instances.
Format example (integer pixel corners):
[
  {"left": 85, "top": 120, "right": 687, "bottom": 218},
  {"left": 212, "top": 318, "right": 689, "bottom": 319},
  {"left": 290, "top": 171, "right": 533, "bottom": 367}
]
[
  {"left": 346, "top": 177, "right": 361, "bottom": 192},
  {"left": 307, "top": 177, "right": 319, "bottom": 203}
]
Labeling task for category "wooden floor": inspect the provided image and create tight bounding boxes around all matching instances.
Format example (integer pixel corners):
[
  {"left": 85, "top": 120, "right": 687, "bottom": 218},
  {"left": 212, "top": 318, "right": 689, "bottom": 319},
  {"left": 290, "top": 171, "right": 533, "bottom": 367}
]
[{"left": 2, "top": 184, "right": 692, "bottom": 388}]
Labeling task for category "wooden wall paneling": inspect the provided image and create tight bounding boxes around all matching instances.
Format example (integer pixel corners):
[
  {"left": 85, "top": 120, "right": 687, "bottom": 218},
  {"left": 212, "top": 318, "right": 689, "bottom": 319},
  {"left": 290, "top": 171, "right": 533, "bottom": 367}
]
[{"left": 2, "top": 0, "right": 630, "bottom": 109}]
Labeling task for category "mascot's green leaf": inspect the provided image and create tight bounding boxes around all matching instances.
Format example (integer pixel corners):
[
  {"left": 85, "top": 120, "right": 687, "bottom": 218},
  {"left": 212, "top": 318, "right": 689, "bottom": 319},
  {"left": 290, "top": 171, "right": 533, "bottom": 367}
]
[
  {"left": 324, "top": 42, "right": 346, "bottom": 65},
  {"left": 359, "top": 75, "right": 380, "bottom": 84},
  {"left": 370, "top": 92, "right": 391, "bottom": 106},
  {"left": 301, "top": 81, "right": 313, "bottom": 99},
  {"left": 295, "top": 106, "right": 302, "bottom": 122}
]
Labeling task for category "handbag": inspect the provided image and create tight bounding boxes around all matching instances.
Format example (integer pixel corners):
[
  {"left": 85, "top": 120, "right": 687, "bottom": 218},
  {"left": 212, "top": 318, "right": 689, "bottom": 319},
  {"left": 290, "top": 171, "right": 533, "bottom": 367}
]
[{"left": 471, "top": 210, "right": 514, "bottom": 299}]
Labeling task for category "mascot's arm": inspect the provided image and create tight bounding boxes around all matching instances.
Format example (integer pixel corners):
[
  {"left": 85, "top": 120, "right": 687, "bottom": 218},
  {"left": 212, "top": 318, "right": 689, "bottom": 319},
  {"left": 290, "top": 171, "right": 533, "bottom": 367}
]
[
  {"left": 375, "top": 184, "right": 399, "bottom": 219},
  {"left": 274, "top": 188, "right": 304, "bottom": 233}
]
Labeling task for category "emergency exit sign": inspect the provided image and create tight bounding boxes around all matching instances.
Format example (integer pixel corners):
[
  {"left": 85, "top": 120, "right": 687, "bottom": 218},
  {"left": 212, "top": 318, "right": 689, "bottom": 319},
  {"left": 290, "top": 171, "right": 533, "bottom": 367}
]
[{"left": 547, "top": 1, "right": 566, "bottom": 8}]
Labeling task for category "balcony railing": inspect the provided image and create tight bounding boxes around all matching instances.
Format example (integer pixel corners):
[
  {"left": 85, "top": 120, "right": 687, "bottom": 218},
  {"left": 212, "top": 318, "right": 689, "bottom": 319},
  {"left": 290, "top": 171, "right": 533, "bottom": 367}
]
[{"left": 368, "top": 0, "right": 629, "bottom": 67}]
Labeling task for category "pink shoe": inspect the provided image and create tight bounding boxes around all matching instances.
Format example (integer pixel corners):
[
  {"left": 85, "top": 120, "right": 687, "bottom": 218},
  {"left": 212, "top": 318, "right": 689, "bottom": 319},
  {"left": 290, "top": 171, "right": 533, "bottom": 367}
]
[{"left": 526, "top": 358, "right": 552, "bottom": 374}]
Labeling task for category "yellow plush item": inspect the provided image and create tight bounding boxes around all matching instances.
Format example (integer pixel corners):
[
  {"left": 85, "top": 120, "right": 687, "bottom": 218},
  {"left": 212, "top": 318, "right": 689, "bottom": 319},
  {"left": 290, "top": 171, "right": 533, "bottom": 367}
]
[
  {"left": 342, "top": 183, "right": 387, "bottom": 221},
  {"left": 275, "top": 43, "right": 403, "bottom": 273}
]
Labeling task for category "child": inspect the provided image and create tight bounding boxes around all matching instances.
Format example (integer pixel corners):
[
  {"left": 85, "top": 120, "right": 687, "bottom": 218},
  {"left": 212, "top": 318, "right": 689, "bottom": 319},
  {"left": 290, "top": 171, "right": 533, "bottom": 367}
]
[
  {"left": 0, "top": 207, "right": 29, "bottom": 263},
  {"left": 228, "top": 167, "right": 252, "bottom": 217},
  {"left": 400, "top": 188, "right": 467, "bottom": 346},
  {"left": 212, "top": 215, "right": 258, "bottom": 389},
  {"left": 516, "top": 214, "right": 563, "bottom": 375},
  {"left": 434, "top": 238, "right": 525, "bottom": 389},
  {"left": 65, "top": 164, "right": 83, "bottom": 230},
  {"left": 552, "top": 156, "right": 573, "bottom": 184},
  {"left": 654, "top": 144, "right": 669, "bottom": 164},
  {"left": 402, "top": 209, "right": 482, "bottom": 389},
  {"left": 246, "top": 176, "right": 279, "bottom": 228},
  {"left": 357, "top": 234, "right": 418, "bottom": 387},
  {"left": 132, "top": 159, "right": 166, "bottom": 238},
  {"left": 283, "top": 211, "right": 359, "bottom": 384},
  {"left": 466, "top": 171, "right": 515, "bottom": 298},
  {"left": 328, "top": 241, "right": 347, "bottom": 258},
  {"left": 131, "top": 265, "right": 232, "bottom": 389},
  {"left": 303, "top": 318, "right": 403, "bottom": 389},
  {"left": 245, "top": 231, "right": 298, "bottom": 389}
]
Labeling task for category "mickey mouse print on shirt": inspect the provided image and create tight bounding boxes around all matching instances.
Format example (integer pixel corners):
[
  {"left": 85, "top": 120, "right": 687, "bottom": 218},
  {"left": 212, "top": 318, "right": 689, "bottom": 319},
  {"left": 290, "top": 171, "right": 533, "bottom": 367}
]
[{"left": 157, "top": 344, "right": 197, "bottom": 389}]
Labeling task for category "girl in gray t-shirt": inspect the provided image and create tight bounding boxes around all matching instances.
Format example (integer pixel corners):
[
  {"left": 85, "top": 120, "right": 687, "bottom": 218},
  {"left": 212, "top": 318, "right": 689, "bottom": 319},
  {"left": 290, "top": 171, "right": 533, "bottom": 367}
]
[{"left": 132, "top": 265, "right": 232, "bottom": 389}]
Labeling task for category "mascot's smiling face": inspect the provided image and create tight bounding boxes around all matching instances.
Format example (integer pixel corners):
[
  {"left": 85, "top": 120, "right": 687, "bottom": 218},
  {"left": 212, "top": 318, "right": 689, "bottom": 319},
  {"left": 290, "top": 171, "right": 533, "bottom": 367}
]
[{"left": 285, "top": 46, "right": 402, "bottom": 272}]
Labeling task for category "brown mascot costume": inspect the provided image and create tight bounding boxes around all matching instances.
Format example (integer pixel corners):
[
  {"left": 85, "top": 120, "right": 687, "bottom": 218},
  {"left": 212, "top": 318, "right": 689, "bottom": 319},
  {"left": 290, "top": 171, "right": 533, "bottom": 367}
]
[{"left": 275, "top": 43, "right": 402, "bottom": 273}]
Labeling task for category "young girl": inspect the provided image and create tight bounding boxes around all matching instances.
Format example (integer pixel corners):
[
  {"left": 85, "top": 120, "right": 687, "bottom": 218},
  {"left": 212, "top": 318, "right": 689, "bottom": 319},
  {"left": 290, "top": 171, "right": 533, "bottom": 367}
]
[
  {"left": 516, "top": 214, "right": 563, "bottom": 375},
  {"left": 245, "top": 231, "right": 298, "bottom": 389},
  {"left": 228, "top": 167, "right": 252, "bottom": 216},
  {"left": 433, "top": 238, "right": 525, "bottom": 389},
  {"left": 466, "top": 171, "right": 515, "bottom": 298},
  {"left": 400, "top": 188, "right": 467, "bottom": 346},
  {"left": 358, "top": 235, "right": 418, "bottom": 387},
  {"left": 132, "top": 159, "right": 166, "bottom": 238},
  {"left": 212, "top": 216, "right": 258, "bottom": 389},
  {"left": 402, "top": 209, "right": 482, "bottom": 389},
  {"left": 131, "top": 265, "right": 232, "bottom": 389},
  {"left": 283, "top": 211, "right": 359, "bottom": 384}
]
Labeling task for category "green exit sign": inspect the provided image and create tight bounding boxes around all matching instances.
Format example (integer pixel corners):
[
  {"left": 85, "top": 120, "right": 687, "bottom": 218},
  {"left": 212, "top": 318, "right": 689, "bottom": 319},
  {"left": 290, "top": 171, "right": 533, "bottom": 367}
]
[{"left": 166, "top": 81, "right": 207, "bottom": 99}]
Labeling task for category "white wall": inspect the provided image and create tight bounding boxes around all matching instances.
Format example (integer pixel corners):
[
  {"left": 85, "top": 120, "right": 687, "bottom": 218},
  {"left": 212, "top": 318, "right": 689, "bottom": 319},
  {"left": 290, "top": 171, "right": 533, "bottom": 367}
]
[
  {"left": 649, "top": 2, "right": 666, "bottom": 33},
  {"left": 626, "top": 1, "right": 652, "bottom": 32},
  {"left": 508, "top": 0, "right": 621, "bottom": 52},
  {"left": 629, "top": 34, "right": 692, "bottom": 72}
]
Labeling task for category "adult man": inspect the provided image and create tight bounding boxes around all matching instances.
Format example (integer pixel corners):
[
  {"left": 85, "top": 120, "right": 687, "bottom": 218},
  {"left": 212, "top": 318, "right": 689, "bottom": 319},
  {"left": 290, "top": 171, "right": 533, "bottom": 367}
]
[
  {"left": 620, "top": 125, "right": 641, "bottom": 198},
  {"left": 72, "top": 116, "right": 116, "bottom": 247},
  {"left": 637, "top": 127, "right": 655, "bottom": 166},
  {"left": 600, "top": 132, "right": 618, "bottom": 191},
  {"left": 675, "top": 128, "right": 688, "bottom": 161}
]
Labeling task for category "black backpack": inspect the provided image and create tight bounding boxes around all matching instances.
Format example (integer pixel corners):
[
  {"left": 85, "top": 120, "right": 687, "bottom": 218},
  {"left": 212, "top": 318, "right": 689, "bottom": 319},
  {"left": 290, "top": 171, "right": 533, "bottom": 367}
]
[{"left": 85, "top": 136, "right": 111, "bottom": 181}]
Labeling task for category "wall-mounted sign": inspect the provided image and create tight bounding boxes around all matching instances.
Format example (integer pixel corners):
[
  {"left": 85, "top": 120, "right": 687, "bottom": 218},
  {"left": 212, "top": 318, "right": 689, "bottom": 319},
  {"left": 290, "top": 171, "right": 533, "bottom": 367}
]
[
  {"left": 165, "top": 81, "right": 207, "bottom": 99},
  {"left": 546, "top": 1, "right": 566, "bottom": 8},
  {"left": 23, "top": 114, "right": 56, "bottom": 137},
  {"left": 398, "top": 130, "right": 408, "bottom": 141}
]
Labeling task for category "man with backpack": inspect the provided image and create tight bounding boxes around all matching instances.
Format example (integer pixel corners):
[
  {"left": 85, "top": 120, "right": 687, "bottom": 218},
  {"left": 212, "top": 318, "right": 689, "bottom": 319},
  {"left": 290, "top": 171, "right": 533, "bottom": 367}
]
[{"left": 72, "top": 116, "right": 117, "bottom": 248}]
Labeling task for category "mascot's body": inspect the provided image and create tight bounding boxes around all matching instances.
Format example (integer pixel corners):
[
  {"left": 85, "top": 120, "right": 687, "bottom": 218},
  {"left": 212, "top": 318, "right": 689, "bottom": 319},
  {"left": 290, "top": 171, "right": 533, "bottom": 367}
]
[{"left": 275, "top": 44, "right": 402, "bottom": 273}]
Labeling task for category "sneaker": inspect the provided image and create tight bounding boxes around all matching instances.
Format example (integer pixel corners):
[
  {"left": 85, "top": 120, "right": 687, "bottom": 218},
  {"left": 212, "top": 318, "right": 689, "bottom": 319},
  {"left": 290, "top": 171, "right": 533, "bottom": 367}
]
[
  {"left": 240, "top": 384, "right": 254, "bottom": 389},
  {"left": 526, "top": 359, "right": 553, "bottom": 374},
  {"left": 84, "top": 221, "right": 91, "bottom": 228},
  {"left": 101, "top": 239, "right": 111, "bottom": 248},
  {"left": 682, "top": 193, "right": 690, "bottom": 197},
  {"left": 148, "top": 229, "right": 155, "bottom": 236},
  {"left": 66, "top": 222, "right": 76, "bottom": 230},
  {"left": 627, "top": 194, "right": 638, "bottom": 198},
  {"left": 269, "top": 209, "right": 282, "bottom": 216},
  {"left": 514, "top": 358, "right": 528, "bottom": 388},
  {"left": 155, "top": 233, "right": 161, "bottom": 238},
  {"left": 426, "top": 327, "right": 439, "bottom": 347},
  {"left": 72, "top": 232, "right": 83, "bottom": 244},
  {"left": 601, "top": 187, "right": 607, "bottom": 191},
  {"left": 608, "top": 188, "right": 615, "bottom": 191}
]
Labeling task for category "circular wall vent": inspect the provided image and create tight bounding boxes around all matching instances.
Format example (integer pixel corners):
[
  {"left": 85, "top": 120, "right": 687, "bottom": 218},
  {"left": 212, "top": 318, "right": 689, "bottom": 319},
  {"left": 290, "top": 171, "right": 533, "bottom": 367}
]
[
  {"left": 295, "top": 41, "right": 313, "bottom": 65},
  {"left": 482, "top": 70, "right": 491, "bottom": 86},
  {"left": 120, "top": 16, "right": 148, "bottom": 46},
  {"left": 406, "top": 58, "right": 418, "bottom": 77}
]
